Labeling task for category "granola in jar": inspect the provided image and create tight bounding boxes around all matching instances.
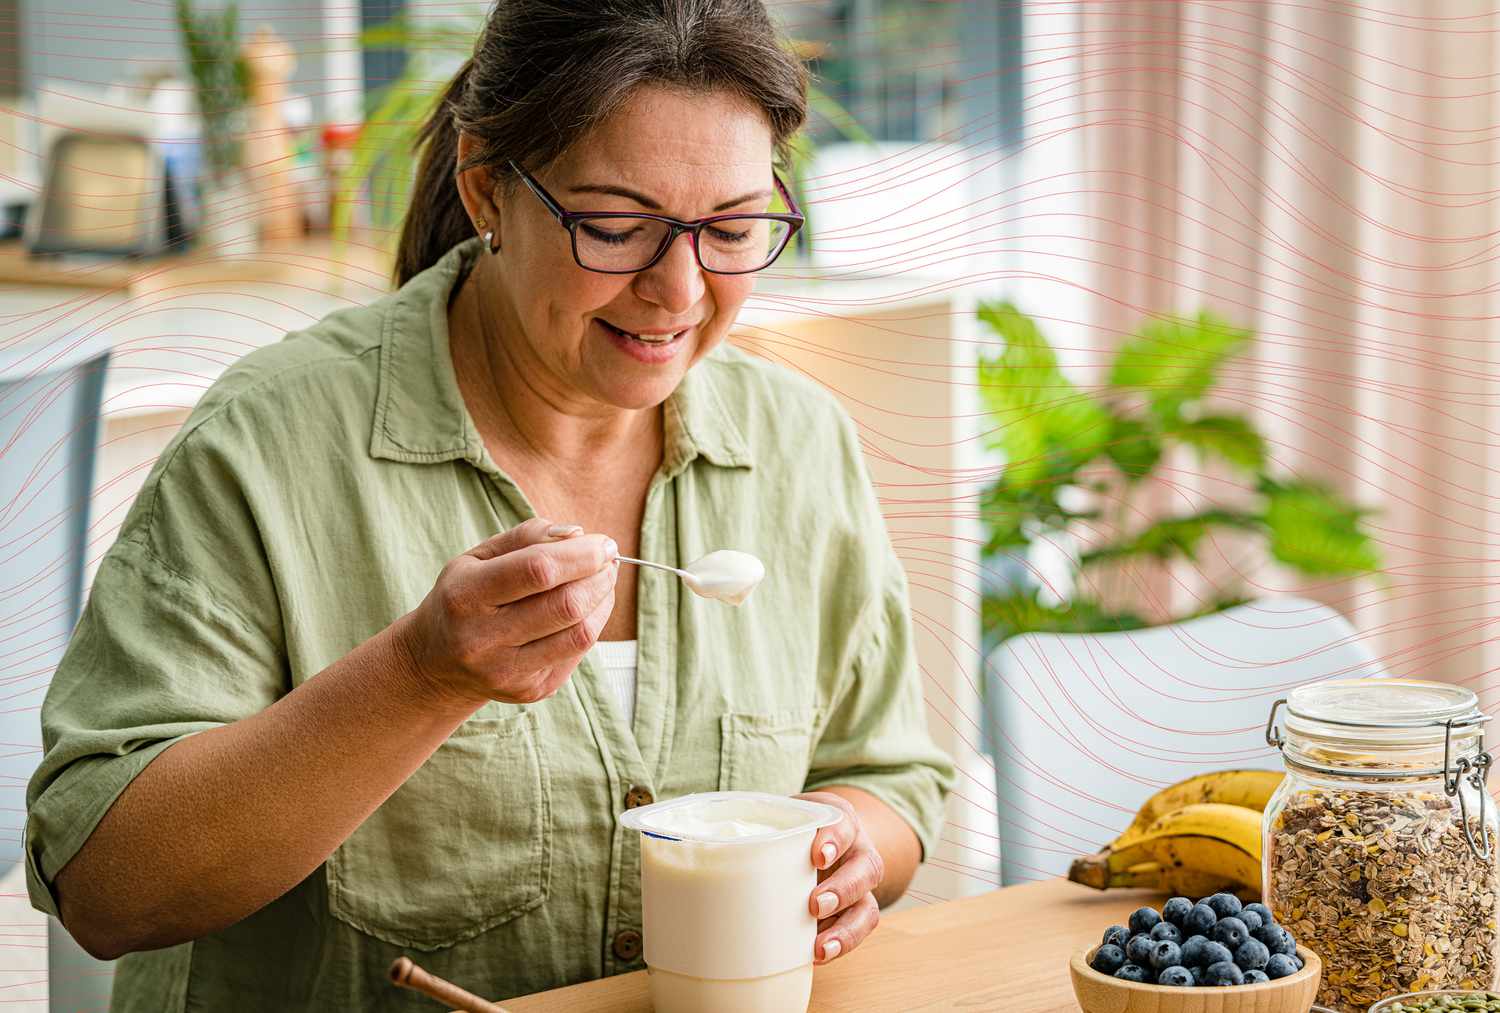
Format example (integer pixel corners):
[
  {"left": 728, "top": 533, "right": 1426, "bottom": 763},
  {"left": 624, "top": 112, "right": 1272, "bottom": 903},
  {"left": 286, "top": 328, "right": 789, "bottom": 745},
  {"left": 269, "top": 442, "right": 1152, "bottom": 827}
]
[{"left": 1264, "top": 680, "right": 1500, "bottom": 1013}]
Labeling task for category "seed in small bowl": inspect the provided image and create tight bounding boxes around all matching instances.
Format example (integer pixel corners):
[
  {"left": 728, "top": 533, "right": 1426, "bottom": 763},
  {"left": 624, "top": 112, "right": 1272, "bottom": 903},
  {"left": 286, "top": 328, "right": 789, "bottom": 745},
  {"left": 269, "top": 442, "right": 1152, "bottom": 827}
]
[{"left": 1372, "top": 991, "right": 1500, "bottom": 1012}]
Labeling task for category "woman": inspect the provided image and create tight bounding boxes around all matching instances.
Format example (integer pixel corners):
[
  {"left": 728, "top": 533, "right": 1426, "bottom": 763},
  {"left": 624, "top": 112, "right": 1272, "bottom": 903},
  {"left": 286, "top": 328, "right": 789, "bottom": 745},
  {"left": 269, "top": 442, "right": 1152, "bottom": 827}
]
[{"left": 24, "top": 1, "right": 954, "bottom": 1009}]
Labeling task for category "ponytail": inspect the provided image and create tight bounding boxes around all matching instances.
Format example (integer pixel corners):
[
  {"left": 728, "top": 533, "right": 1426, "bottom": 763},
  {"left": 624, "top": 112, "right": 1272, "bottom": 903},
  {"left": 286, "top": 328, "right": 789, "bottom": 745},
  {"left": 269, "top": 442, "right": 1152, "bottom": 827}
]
[{"left": 394, "top": 60, "right": 477, "bottom": 287}]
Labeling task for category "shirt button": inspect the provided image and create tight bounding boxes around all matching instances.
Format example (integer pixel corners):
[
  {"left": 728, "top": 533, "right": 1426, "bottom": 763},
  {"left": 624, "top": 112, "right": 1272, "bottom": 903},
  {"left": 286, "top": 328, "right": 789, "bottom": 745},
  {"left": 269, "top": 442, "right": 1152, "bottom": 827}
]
[
  {"left": 613, "top": 928, "right": 643, "bottom": 962},
  {"left": 624, "top": 786, "right": 654, "bottom": 809}
]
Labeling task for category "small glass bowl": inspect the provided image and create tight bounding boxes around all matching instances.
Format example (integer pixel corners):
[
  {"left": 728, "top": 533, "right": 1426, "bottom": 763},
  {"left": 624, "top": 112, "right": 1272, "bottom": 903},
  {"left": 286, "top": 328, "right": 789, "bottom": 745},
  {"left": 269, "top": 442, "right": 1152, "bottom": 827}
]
[{"left": 1367, "top": 990, "right": 1500, "bottom": 1012}]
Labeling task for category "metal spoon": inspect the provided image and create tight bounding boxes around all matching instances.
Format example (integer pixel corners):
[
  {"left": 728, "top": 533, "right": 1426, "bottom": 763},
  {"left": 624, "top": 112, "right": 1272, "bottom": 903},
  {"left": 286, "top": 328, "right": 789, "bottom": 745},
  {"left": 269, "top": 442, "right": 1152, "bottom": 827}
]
[
  {"left": 615, "top": 550, "right": 764, "bottom": 605},
  {"left": 615, "top": 555, "right": 695, "bottom": 580}
]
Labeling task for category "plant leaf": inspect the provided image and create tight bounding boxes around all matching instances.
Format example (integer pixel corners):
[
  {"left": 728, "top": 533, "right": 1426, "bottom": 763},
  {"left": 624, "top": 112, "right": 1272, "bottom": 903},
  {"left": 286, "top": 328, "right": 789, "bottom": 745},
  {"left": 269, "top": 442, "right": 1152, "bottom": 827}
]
[
  {"left": 359, "top": 16, "right": 478, "bottom": 52},
  {"left": 806, "top": 83, "right": 877, "bottom": 144},
  {"left": 983, "top": 587, "right": 1148, "bottom": 640},
  {"left": 333, "top": 72, "right": 440, "bottom": 236},
  {"left": 1170, "top": 414, "right": 1265, "bottom": 472},
  {"left": 1104, "top": 413, "right": 1161, "bottom": 481},
  {"left": 1201, "top": 594, "right": 1254, "bottom": 616},
  {"left": 1110, "top": 311, "right": 1252, "bottom": 426},
  {"left": 1080, "top": 509, "right": 1261, "bottom": 567},
  {"left": 976, "top": 301, "right": 1112, "bottom": 491},
  {"left": 980, "top": 480, "right": 1099, "bottom": 554},
  {"left": 1262, "top": 479, "right": 1382, "bottom": 576},
  {"left": 980, "top": 482, "right": 1029, "bottom": 552}
]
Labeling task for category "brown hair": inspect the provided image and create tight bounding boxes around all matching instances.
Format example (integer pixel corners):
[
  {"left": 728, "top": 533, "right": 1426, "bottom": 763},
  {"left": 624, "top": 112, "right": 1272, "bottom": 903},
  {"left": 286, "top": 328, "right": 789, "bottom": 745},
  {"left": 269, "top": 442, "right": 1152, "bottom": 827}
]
[{"left": 394, "top": 0, "right": 811, "bottom": 287}]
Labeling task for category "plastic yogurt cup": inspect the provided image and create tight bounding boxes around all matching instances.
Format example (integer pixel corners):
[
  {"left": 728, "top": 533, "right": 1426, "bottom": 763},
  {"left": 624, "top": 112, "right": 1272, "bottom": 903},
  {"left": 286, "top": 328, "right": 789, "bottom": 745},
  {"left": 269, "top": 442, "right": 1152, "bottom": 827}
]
[{"left": 619, "top": 791, "right": 844, "bottom": 1013}]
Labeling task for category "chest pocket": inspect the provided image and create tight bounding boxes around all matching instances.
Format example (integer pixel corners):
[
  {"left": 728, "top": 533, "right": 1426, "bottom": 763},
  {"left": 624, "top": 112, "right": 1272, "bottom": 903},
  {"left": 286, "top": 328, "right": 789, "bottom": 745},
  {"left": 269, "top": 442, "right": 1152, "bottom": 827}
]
[
  {"left": 718, "top": 709, "right": 816, "bottom": 795},
  {"left": 325, "top": 710, "right": 551, "bottom": 951}
]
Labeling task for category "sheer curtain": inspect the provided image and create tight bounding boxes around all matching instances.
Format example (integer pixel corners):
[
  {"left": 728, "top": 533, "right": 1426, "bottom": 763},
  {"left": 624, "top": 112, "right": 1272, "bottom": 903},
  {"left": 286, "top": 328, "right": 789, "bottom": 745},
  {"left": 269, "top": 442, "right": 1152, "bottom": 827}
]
[{"left": 1055, "top": 1, "right": 1500, "bottom": 689}]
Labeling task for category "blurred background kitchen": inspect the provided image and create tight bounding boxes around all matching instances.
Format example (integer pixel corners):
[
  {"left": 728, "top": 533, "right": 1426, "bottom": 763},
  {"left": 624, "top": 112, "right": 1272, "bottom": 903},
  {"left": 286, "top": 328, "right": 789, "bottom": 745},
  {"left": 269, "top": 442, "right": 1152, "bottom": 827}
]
[{"left": 3, "top": 1, "right": 1498, "bottom": 1009}]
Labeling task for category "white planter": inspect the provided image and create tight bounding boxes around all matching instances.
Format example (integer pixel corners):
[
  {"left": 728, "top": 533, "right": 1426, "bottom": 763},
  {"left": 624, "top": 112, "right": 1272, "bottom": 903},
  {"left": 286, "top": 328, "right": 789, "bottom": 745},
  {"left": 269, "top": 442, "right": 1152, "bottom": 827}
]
[{"left": 196, "top": 171, "right": 260, "bottom": 254}]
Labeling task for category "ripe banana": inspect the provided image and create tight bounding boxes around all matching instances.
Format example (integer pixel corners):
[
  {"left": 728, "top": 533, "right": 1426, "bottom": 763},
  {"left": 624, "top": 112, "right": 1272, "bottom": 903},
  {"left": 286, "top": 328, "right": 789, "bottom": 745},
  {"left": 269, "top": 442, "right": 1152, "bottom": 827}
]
[
  {"left": 1069, "top": 803, "right": 1264, "bottom": 895},
  {"left": 1110, "top": 769, "right": 1283, "bottom": 852},
  {"left": 1108, "top": 860, "right": 1250, "bottom": 900}
]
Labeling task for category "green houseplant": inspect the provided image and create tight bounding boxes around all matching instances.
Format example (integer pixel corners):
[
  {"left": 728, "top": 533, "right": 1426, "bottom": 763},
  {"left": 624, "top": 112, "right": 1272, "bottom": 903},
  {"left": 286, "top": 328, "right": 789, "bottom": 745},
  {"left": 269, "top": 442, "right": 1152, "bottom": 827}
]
[
  {"left": 976, "top": 302, "right": 1382, "bottom": 641},
  {"left": 174, "top": 0, "right": 251, "bottom": 187},
  {"left": 331, "top": 16, "right": 875, "bottom": 255}
]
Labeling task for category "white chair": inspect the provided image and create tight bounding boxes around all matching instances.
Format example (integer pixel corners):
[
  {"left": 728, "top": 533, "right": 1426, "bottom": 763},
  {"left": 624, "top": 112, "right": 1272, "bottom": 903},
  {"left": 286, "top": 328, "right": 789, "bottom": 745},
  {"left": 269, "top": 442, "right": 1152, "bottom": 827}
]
[
  {"left": 984, "top": 597, "right": 1384, "bottom": 885},
  {"left": 1, "top": 342, "right": 115, "bottom": 1010}
]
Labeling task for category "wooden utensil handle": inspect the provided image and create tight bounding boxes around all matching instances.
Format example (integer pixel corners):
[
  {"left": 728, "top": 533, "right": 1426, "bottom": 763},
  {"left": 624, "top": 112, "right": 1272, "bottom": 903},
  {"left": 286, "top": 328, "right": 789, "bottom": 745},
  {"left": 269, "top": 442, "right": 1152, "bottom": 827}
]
[{"left": 388, "top": 956, "right": 510, "bottom": 1013}]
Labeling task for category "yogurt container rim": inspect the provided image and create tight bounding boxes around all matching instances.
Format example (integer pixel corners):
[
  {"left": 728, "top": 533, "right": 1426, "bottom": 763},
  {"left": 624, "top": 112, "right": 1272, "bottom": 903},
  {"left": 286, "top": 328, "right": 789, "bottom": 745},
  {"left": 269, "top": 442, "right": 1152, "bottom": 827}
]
[{"left": 619, "top": 790, "right": 844, "bottom": 844}]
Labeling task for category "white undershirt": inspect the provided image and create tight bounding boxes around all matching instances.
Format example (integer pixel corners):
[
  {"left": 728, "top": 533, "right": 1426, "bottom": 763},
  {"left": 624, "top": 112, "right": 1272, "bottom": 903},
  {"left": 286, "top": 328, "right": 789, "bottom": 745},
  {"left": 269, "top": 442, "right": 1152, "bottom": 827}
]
[{"left": 592, "top": 639, "right": 639, "bottom": 729}]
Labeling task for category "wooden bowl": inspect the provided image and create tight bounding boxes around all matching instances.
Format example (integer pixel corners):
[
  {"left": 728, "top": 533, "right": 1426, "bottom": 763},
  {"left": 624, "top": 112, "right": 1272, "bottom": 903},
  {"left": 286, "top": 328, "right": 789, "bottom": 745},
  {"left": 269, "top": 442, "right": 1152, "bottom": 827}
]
[{"left": 1069, "top": 945, "right": 1322, "bottom": 1013}]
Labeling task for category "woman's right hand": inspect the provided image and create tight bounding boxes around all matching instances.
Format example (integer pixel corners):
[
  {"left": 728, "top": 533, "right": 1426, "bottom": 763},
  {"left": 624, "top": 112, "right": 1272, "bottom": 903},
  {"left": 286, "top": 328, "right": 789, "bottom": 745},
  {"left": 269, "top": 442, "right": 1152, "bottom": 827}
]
[{"left": 396, "top": 517, "right": 618, "bottom": 708}]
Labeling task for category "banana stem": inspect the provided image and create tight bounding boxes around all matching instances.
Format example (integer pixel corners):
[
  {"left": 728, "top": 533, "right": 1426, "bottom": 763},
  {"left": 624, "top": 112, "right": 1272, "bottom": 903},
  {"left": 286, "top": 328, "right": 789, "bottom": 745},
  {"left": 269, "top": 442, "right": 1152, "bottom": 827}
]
[{"left": 1068, "top": 852, "right": 1111, "bottom": 890}]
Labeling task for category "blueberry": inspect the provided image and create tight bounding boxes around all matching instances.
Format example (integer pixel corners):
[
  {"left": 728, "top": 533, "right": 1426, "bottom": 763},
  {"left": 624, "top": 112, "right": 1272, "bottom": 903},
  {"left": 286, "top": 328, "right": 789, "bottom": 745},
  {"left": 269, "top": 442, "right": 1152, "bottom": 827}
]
[
  {"left": 1234, "top": 939, "right": 1270, "bottom": 971},
  {"left": 1149, "top": 921, "right": 1182, "bottom": 944},
  {"left": 1270, "top": 927, "right": 1298, "bottom": 957},
  {"left": 1191, "top": 964, "right": 1206, "bottom": 985},
  {"left": 1243, "top": 969, "right": 1270, "bottom": 984},
  {"left": 1128, "top": 906, "right": 1161, "bottom": 936},
  {"left": 1211, "top": 916, "right": 1249, "bottom": 950},
  {"left": 1200, "top": 940, "right": 1233, "bottom": 967},
  {"left": 1113, "top": 963, "right": 1150, "bottom": 983},
  {"left": 1264, "top": 953, "right": 1299, "bottom": 980},
  {"left": 1243, "top": 902, "right": 1274, "bottom": 924},
  {"left": 1205, "top": 892, "right": 1243, "bottom": 918},
  {"left": 1150, "top": 940, "right": 1183, "bottom": 971},
  {"left": 1204, "top": 960, "right": 1245, "bottom": 986},
  {"left": 1179, "top": 935, "right": 1208, "bottom": 967},
  {"left": 1102, "top": 924, "right": 1131, "bottom": 949},
  {"left": 1237, "top": 909, "right": 1263, "bottom": 934},
  {"left": 1091, "top": 943, "right": 1126, "bottom": 975},
  {"left": 1125, "top": 933, "right": 1155, "bottom": 966},
  {"left": 1157, "top": 965, "right": 1194, "bottom": 986},
  {"left": 1184, "top": 902, "right": 1218, "bottom": 936},
  {"left": 1251, "top": 921, "right": 1283, "bottom": 946},
  {"left": 1162, "top": 896, "right": 1194, "bottom": 926}
]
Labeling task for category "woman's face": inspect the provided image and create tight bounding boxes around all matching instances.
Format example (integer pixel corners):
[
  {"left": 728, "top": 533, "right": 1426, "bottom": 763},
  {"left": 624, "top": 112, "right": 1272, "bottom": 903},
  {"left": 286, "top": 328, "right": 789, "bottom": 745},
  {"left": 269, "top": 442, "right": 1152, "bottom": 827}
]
[{"left": 463, "top": 86, "right": 777, "bottom": 412}]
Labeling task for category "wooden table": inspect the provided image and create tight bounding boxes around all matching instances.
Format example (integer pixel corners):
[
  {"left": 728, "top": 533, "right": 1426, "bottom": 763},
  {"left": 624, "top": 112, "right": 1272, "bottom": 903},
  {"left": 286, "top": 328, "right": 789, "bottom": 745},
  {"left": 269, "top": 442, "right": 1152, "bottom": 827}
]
[
  {"left": 505, "top": 879, "right": 1159, "bottom": 1012},
  {"left": 0, "top": 233, "right": 391, "bottom": 295}
]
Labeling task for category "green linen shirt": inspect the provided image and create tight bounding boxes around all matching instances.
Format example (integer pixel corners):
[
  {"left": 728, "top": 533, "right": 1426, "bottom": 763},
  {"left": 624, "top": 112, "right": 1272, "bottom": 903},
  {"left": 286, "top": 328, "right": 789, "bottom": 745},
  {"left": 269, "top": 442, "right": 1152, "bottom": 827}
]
[{"left": 24, "top": 237, "right": 956, "bottom": 1011}]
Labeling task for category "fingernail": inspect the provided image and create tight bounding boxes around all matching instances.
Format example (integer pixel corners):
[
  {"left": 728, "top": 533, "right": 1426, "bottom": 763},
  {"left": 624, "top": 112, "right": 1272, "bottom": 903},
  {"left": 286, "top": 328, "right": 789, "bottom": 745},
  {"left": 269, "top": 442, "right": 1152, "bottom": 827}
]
[
  {"left": 816, "top": 892, "right": 838, "bottom": 918},
  {"left": 547, "top": 524, "right": 584, "bottom": 538},
  {"left": 603, "top": 538, "right": 619, "bottom": 559},
  {"left": 821, "top": 938, "right": 841, "bottom": 962},
  {"left": 820, "top": 842, "right": 837, "bottom": 868}
]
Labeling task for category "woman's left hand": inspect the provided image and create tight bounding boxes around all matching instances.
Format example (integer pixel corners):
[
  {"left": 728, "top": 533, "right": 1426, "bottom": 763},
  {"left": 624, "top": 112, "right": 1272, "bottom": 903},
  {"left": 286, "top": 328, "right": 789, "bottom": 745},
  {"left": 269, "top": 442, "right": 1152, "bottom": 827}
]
[{"left": 794, "top": 791, "right": 885, "bottom": 964}]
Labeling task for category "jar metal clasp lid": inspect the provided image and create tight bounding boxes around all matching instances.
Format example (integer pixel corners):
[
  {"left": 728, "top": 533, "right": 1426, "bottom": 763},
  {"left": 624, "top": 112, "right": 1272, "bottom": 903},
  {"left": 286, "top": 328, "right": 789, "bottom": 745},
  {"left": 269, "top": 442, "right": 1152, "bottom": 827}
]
[
  {"left": 1264, "top": 698, "right": 1496, "bottom": 860},
  {"left": 1444, "top": 717, "right": 1495, "bottom": 860}
]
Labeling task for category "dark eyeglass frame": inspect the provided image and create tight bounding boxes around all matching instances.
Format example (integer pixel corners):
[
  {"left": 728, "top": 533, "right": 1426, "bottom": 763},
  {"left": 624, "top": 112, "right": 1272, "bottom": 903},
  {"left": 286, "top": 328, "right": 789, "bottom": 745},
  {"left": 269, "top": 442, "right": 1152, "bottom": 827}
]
[{"left": 508, "top": 160, "right": 805, "bottom": 275}]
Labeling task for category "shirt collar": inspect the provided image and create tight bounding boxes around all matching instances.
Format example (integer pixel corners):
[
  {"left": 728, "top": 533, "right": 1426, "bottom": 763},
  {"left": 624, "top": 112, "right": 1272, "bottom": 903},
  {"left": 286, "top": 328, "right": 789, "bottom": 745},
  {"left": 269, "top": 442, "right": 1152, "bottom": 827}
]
[{"left": 370, "top": 237, "right": 752, "bottom": 474}]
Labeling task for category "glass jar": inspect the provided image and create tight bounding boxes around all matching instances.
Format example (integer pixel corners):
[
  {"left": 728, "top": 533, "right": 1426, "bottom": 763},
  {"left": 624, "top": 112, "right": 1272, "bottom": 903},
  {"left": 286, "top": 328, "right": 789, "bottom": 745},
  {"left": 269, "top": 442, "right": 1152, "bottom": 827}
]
[{"left": 1264, "top": 679, "right": 1500, "bottom": 1013}]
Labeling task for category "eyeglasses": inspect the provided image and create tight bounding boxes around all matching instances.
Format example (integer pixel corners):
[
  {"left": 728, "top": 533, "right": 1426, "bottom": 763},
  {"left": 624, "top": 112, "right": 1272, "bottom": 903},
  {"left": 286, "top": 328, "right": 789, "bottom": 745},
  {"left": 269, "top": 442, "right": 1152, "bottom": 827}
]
[{"left": 509, "top": 160, "right": 805, "bottom": 275}]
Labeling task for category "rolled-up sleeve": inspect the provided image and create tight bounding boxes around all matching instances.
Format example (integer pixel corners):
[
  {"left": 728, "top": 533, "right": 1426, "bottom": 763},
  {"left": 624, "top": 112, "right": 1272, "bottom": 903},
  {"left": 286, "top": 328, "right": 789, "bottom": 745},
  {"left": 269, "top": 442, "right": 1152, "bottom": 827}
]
[{"left": 25, "top": 413, "right": 286, "bottom": 918}]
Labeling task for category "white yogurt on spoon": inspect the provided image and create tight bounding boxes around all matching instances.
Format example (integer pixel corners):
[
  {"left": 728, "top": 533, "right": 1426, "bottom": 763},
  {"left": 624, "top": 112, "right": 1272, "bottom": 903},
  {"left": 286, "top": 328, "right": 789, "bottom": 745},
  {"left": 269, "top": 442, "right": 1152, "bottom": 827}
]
[
  {"left": 679, "top": 550, "right": 765, "bottom": 605},
  {"left": 609, "top": 548, "right": 766, "bottom": 605}
]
